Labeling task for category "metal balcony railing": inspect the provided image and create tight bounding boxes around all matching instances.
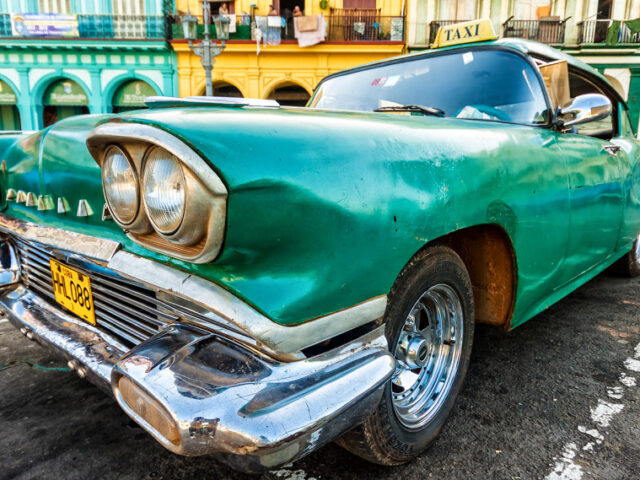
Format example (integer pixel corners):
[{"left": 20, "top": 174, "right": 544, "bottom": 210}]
[
  {"left": 327, "top": 15, "right": 404, "bottom": 41},
  {"left": 428, "top": 20, "right": 469, "bottom": 45},
  {"left": 170, "top": 13, "right": 404, "bottom": 43},
  {"left": 0, "top": 14, "right": 166, "bottom": 39},
  {"left": 502, "top": 17, "right": 567, "bottom": 44},
  {"left": 577, "top": 19, "right": 640, "bottom": 44}
]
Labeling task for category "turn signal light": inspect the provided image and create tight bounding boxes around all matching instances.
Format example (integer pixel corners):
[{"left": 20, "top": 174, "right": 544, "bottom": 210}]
[{"left": 117, "top": 376, "right": 181, "bottom": 446}]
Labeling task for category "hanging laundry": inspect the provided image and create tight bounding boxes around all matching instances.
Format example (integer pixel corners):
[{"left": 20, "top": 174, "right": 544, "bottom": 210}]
[
  {"left": 266, "top": 15, "right": 283, "bottom": 45},
  {"left": 224, "top": 14, "right": 237, "bottom": 34},
  {"left": 254, "top": 16, "right": 267, "bottom": 54},
  {"left": 606, "top": 20, "right": 621, "bottom": 46},
  {"left": 294, "top": 14, "right": 327, "bottom": 47}
]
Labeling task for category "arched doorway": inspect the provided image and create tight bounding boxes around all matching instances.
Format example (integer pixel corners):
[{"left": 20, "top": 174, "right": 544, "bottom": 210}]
[
  {"left": 112, "top": 80, "right": 157, "bottom": 113},
  {"left": 212, "top": 82, "right": 244, "bottom": 98},
  {"left": 268, "top": 83, "right": 310, "bottom": 107},
  {"left": 42, "top": 79, "right": 89, "bottom": 127},
  {"left": 0, "top": 80, "right": 20, "bottom": 130}
]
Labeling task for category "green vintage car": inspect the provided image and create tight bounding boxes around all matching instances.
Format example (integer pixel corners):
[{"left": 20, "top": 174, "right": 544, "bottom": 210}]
[{"left": 0, "top": 30, "right": 639, "bottom": 472}]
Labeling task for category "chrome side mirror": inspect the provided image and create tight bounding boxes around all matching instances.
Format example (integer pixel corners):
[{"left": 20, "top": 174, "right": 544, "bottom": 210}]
[{"left": 558, "top": 93, "right": 611, "bottom": 130}]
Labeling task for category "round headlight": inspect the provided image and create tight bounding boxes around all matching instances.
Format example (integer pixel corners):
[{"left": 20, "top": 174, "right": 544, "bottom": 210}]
[
  {"left": 102, "top": 146, "right": 139, "bottom": 225},
  {"left": 142, "top": 147, "right": 186, "bottom": 234}
]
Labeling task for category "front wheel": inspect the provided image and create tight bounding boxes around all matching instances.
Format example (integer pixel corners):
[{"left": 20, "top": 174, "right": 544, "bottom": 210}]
[{"left": 336, "top": 245, "right": 474, "bottom": 465}]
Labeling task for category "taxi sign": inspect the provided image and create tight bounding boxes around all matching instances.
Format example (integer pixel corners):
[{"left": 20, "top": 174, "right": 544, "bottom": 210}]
[{"left": 431, "top": 19, "right": 497, "bottom": 49}]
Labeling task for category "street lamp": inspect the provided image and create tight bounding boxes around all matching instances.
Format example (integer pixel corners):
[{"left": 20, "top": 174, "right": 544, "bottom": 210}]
[{"left": 181, "top": 2, "right": 231, "bottom": 96}]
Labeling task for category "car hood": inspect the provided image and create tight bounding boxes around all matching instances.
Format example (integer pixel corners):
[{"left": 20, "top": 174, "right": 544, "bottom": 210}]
[{"left": 116, "top": 105, "right": 526, "bottom": 191}]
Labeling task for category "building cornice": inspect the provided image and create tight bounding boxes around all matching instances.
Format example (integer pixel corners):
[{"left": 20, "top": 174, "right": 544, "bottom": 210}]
[{"left": 0, "top": 38, "right": 171, "bottom": 52}]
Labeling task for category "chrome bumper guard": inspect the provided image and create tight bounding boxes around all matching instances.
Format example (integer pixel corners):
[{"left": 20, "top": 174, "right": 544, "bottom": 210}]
[{"left": 1, "top": 284, "right": 395, "bottom": 472}]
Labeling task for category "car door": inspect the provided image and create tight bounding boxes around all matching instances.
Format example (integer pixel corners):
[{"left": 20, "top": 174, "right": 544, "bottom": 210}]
[
  {"left": 613, "top": 103, "right": 640, "bottom": 249},
  {"left": 553, "top": 72, "right": 625, "bottom": 286}
]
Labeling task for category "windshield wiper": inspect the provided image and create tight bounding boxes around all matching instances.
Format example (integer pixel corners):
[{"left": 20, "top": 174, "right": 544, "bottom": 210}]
[{"left": 374, "top": 104, "right": 445, "bottom": 117}]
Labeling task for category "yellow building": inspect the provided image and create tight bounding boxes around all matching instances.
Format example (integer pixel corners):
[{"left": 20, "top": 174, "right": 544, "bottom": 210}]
[{"left": 172, "top": 0, "right": 406, "bottom": 104}]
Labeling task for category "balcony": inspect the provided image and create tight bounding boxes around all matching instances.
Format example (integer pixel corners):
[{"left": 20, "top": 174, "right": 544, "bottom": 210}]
[
  {"left": 577, "top": 19, "right": 640, "bottom": 44},
  {"left": 0, "top": 14, "right": 166, "bottom": 40},
  {"left": 502, "top": 17, "right": 567, "bottom": 44},
  {"left": 170, "top": 13, "right": 404, "bottom": 43}
]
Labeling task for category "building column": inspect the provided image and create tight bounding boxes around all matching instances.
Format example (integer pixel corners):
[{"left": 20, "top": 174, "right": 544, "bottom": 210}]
[
  {"left": 89, "top": 69, "right": 103, "bottom": 114},
  {"left": 490, "top": 0, "right": 505, "bottom": 35},
  {"left": 16, "top": 67, "right": 34, "bottom": 131},
  {"left": 177, "top": 65, "right": 193, "bottom": 97},
  {"left": 162, "top": 71, "right": 174, "bottom": 96},
  {"left": 564, "top": 0, "right": 581, "bottom": 44}
]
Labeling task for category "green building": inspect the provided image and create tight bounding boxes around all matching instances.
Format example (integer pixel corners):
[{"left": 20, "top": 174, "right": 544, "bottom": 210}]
[
  {"left": 0, "top": 0, "right": 177, "bottom": 130},
  {"left": 407, "top": 0, "right": 640, "bottom": 134}
]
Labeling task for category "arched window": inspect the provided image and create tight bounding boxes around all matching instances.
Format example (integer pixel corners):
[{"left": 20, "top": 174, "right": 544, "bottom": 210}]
[
  {"left": 0, "top": 80, "right": 20, "bottom": 131},
  {"left": 42, "top": 79, "right": 89, "bottom": 127},
  {"left": 268, "top": 83, "right": 310, "bottom": 107},
  {"left": 213, "top": 83, "right": 244, "bottom": 98},
  {"left": 112, "top": 80, "right": 156, "bottom": 113}
]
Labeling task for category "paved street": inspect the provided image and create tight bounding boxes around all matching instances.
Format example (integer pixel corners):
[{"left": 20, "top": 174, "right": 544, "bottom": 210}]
[{"left": 1, "top": 272, "right": 639, "bottom": 480}]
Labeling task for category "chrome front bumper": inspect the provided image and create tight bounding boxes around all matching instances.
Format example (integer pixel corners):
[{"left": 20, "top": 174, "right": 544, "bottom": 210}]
[{"left": 1, "top": 284, "right": 395, "bottom": 472}]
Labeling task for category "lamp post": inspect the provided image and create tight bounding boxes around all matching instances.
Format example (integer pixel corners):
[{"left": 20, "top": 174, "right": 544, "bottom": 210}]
[{"left": 181, "top": 2, "right": 230, "bottom": 96}]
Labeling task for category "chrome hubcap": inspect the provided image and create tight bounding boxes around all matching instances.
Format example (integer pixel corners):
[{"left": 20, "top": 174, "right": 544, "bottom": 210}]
[{"left": 391, "top": 283, "right": 464, "bottom": 429}]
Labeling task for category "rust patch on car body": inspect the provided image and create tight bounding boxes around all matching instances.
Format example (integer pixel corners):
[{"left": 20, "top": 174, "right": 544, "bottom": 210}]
[{"left": 444, "top": 225, "right": 516, "bottom": 329}]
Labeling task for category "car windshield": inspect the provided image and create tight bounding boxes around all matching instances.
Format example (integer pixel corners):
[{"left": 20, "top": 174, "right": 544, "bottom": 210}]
[{"left": 309, "top": 48, "right": 550, "bottom": 125}]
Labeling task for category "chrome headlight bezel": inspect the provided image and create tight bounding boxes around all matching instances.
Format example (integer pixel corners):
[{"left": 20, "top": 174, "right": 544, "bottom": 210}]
[
  {"left": 101, "top": 145, "right": 140, "bottom": 226},
  {"left": 87, "top": 123, "right": 228, "bottom": 264}
]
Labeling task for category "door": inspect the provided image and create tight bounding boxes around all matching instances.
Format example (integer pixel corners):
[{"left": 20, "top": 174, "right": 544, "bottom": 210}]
[
  {"left": 614, "top": 103, "right": 640, "bottom": 249},
  {"left": 555, "top": 132, "right": 624, "bottom": 284}
]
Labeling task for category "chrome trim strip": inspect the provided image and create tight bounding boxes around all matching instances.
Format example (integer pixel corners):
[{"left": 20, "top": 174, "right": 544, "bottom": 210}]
[
  {"left": 0, "top": 215, "right": 119, "bottom": 262},
  {"left": 109, "top": 251, "right": 388, "bottom": 356},
  {"left": 0, "top": 214, "right": 388, "bottom": 358},
  {"left": 144, "top": 95, "right": 280, "bottom": 109}
]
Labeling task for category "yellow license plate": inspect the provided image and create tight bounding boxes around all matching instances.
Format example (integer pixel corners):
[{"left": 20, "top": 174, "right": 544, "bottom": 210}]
[{"left": 49, "top": 259, "right": 96, "bottom": 326}]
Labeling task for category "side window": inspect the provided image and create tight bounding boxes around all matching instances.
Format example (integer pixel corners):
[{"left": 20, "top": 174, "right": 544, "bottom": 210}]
[{"left": 568, "top": 73, "right": 617, "bottom": 139}]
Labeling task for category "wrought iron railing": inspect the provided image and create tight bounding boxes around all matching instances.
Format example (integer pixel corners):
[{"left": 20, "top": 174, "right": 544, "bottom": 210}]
[
  {"left": 327, "top": 15, "right": 404, "bottom": 41},
  {"left": 577, "top": 19, "right": 640, "bottom": 44},
  {"left": 169, "top": 13, "right": 404, "bottom": 43},
  {"left": 0, "top": 14, "right": 166, "bottom": 39},
  {"left": 428, "top": 20, "right": 469, "bottom": 44},
  {"left": 502, "top": 18, "right": 567, "bottom": 44}
]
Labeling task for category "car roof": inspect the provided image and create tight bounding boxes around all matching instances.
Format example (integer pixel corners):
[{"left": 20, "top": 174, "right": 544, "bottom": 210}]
[{"left": 319, "top": 38, "right": 623, "bottom": 104}]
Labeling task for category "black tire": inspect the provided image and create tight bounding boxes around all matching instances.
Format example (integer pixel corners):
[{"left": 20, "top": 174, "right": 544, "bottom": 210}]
[
  {"left": 614, "top": 236, "right": 640, "bottom": 277},
  {"left": 336, "top": 245, "right": 474, "bottom": 465}
]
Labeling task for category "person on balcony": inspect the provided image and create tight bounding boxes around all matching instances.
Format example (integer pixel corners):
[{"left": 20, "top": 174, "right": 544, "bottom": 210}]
[
  {"left": 269, "top": 5, "right": 278, "bottom": 16},
  {"left": 293, "top": 6, "right": 303, "bottom": 17},
  {"left": 219, "top": 2, "right": 229, "bottom": 15}
]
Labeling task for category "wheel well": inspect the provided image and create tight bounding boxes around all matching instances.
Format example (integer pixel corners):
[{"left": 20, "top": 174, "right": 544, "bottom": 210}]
[{"left": 441, "top": 225, "right": 516, "bottom": 329}]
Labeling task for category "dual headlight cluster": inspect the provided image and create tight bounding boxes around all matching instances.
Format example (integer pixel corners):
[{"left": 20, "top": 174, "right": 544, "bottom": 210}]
[
  {"left": 87, "top": 122, "right": 228, "bottom": 264},
  {"left": 103, "top": 145, "right": 185, "bottom": 234}
]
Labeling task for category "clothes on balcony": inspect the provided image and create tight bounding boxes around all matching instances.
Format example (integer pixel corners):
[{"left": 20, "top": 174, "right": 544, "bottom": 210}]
[
  {"left": 606, "top": 20, "right": 621, "bottom": 46},
  {"left": 626, "top": 18, "right": 640, "bottom": 36},
  {"left": 294, "top": 14, "right": 327, "bottom": 47},
  {"left": 254, "top": 16, "right": 282, "bottom": 47},
  {"left": 225, "top": 14, "right": 237, "bottom": 33}
]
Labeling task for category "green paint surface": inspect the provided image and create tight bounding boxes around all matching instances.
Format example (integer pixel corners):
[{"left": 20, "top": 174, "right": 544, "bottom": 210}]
[{"left": 1, "top": 40, "right": 639, "bottom": 331}]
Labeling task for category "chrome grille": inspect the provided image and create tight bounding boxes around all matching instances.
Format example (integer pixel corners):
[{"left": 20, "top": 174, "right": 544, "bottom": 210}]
[{"left": 14, "top": 238, "right": 180, "bottom": 347}]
